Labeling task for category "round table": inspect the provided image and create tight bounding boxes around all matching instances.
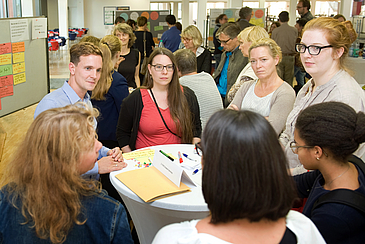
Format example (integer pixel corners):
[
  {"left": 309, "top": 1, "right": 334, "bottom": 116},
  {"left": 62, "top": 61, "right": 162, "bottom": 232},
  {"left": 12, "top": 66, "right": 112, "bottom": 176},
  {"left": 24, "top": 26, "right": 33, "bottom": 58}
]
[{"left": 110, "top": 144, "right": 209, "bottom": 244}]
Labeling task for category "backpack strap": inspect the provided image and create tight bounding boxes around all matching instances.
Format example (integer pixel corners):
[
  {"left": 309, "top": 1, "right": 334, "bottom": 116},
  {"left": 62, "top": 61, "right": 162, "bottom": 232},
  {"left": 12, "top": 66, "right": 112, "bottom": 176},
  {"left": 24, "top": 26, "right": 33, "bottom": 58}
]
[
  {"left": 311, "top": 155, "right": 365, "bottom": 216},
  {"left": 312, "top": 189, "right": 365, "bottom": 215}
]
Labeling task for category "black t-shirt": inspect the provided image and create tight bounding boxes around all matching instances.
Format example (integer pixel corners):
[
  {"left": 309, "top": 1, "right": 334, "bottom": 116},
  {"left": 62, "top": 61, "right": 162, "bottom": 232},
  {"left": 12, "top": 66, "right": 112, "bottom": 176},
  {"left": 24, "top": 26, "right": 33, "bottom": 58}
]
[
  {"left": 134, "top": 31, "right": 154, "bottom": 58},
  {"left": 118, "top": 49, "right": 140, "bottom": 88}
]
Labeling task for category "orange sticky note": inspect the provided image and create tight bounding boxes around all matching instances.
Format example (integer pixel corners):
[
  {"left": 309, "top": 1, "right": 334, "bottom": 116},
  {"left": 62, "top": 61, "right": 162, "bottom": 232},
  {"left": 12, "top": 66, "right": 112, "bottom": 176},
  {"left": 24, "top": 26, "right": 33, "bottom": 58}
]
[
  {"left": 0, "top": 85, "right": 13, "bottom": 98},
  {"left": 12, "top": 42, "right": 25, "bottom": 53}
]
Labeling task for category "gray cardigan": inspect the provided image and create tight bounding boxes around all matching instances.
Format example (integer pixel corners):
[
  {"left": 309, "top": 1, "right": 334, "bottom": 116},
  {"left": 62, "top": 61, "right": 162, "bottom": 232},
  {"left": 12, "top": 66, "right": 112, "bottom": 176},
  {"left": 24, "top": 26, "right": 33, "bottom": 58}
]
[{"left": 230, "top": 79, "right": 295, "bottom": 135}]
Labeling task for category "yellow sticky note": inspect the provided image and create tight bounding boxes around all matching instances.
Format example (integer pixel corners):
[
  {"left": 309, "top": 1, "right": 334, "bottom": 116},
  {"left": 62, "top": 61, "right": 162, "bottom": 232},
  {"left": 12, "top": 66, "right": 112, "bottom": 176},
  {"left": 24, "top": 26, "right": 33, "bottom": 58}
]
[
  {"left": 12, "top": 62, "right": 25, "bottom": 74},
  {"left": 13, "top": 72, "right": 26, "bottom": 85},
  {"left": 0, "top": 53, "right": 12, "bottom": 65},
  {"left": 13, "top": 52, "right": 24, "bottom": 63}
]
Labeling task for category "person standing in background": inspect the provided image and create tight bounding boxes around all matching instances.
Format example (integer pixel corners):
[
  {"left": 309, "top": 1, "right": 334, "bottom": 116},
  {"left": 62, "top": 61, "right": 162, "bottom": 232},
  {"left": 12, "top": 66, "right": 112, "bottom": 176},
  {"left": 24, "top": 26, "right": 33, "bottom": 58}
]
[
  {"left": 237, "top": 6, "right": 254, "bottom": 31},
  {"left": 106, "top": 16, "right": 125, "bottom": 36},
  {"left": 213, "top": 23, "right": 247, "bottom": 107},
  {"left": 135, "top": 16, "right": 155, "bottom": 84},
  {"left": 297, "top": 0, "right": 314, "bottom": 21},
  {"left": 114, "top": 23, "right": 141, "bottom": 89},
  {"left": 272, "top": 11, "right": 298, "bottom": 86},
  {"left": 180, "top": 25, "right": 212, "bottom": 74},
  {"left": 213, "top": 14, "right": 228, "bottom": 69},
  {"left": 160, "top": 15, "right": 181, "bottom": 53}
]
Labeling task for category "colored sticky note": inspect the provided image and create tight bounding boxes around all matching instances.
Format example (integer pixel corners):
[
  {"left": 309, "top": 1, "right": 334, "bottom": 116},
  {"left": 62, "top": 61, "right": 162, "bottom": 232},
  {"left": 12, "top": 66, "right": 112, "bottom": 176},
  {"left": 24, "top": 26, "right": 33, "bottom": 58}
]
[
  {"left": 0, "top": 43, "right": 11, "bottom": 55},
  {"left": 0, "top": 99, "right": 2, "bottom": 110},
  {"left": 0, "top": 75, "right": 13, "bottom": 87},
  {"left": 12, "top": 42, "right": 25, "bottom": 53},
  {"left": 13, "top": 72, "right": 25, "bottom": 85},
  {"left": 0, "top": 54, "right": 12, "bottom": 65},
  {"left": 0, "top": 85, "right": 13, "bottom": 98},
  {"left": 0, "top": 65, "right": 12, "bottom": 76},
  {"left": 12, "top": 62, "right": 25, "bottom": 74},
  {"left": 13, "top": 52, "right": 24, "bottom": 63},
  {"left": 154, "top": 25, "right": 163, "bottom": 31}
]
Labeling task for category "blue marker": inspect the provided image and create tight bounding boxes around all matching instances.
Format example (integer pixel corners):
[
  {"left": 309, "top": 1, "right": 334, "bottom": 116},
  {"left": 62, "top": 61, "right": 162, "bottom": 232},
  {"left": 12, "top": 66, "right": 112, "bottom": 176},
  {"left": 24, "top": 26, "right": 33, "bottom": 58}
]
[
  {"left": 192, "top": 168, "right": 200, "bottom": 175},
  {"left": 183, "top": 153, "right": 196, "bottom": 162}
]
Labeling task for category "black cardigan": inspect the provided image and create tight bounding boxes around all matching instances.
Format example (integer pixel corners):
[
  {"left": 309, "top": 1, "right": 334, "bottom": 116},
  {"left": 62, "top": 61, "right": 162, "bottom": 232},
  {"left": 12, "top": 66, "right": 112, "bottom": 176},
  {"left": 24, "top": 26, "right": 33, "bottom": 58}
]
[
  {"left": 116, "top": 86, "right": 202, "bottom": 150},
  {"left": 197, "top": 48, "right": 212, "bottom": 74}
]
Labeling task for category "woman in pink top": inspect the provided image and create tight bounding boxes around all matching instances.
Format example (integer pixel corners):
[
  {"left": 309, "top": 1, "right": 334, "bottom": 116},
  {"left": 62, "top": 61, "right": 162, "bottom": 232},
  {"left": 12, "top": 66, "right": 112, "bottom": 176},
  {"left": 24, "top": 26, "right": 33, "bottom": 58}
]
[{"left": 116, "top": 48, "right": 202, "bottom": 152}]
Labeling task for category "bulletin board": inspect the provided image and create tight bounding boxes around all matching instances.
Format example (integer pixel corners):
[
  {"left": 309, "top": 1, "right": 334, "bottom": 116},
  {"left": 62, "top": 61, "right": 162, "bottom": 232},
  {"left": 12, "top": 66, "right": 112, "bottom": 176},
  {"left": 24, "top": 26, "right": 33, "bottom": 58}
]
[
  {"left": 114, "top": 10, "right": 170, "bottom": 44},
  {"left": 207, "top": 8, "right": 266, "bottom": 49},
  {"left": 0, "top": 17, "right": 48, "bottom": 117}
]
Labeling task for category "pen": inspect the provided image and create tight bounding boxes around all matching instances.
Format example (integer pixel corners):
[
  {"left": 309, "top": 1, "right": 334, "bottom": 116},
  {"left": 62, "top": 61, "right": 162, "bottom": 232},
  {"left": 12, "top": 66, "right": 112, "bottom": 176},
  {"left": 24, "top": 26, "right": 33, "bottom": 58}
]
[
  {"left": 178, "top": 151, "right": 183, "bottom": 163},
  {"left": 183, "top": 153, "right": 196, "bottom": 162},
  {"left": 192, "top": 168, "right": 200, "bottom": 175},
  {"left": 159, "top": 150, "right": 174, "bottom": 161}
]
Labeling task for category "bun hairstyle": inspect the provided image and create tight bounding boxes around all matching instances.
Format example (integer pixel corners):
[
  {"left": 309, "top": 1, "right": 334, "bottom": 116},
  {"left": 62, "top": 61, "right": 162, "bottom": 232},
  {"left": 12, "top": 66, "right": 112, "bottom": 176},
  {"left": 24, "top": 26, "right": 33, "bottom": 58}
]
[
  {"left": 295, "top": 102, "right": 365, "bottom": 162},
  {"left": 302, "top": 17, "right": 356, "bottom": 72}
]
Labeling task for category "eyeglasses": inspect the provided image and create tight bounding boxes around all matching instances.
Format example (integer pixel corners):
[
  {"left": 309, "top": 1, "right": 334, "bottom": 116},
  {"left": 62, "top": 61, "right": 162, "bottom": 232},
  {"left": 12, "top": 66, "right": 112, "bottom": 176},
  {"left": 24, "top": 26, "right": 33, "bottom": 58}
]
[
  {"left": 218, "top": 38, "right": 231, "bottom": 44},
  {"left": 295, "top": 43, "right": 333, "bottom": 56},
  {"left": 181, "top": 37, "right": 192, "bottom": 42},
  {"left": 296, "top": 5, "right": 303, "bottom": 9},
  {"left": 289, "top": 141, "right": 313, "bottom": 154},
  {"left": 195, "top": 142, "right": 202, "bottom": 156},
  {"left": 151, "top": 64, "right": 174, "bottom": 72}
]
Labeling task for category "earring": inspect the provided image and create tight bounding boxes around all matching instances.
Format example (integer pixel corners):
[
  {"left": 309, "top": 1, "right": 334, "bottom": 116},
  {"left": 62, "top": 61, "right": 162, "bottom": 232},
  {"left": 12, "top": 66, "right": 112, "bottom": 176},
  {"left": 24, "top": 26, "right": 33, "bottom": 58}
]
[{"left": 316, "top": 157, "right": 320, "bottom": 161}]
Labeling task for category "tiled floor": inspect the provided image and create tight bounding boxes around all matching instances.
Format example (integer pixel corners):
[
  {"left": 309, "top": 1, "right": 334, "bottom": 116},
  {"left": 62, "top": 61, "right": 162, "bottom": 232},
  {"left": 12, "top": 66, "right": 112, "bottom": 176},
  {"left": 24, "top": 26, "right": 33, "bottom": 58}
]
[{"left": 0, "top": 48, "right": 70, "bottom": 185}]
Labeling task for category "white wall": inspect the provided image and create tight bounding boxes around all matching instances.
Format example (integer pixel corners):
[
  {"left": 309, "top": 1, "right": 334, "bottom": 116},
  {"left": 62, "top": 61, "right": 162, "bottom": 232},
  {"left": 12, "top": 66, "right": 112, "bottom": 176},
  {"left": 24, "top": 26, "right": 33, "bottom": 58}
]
[
  {"left": 47, "top": 0, "right": 59, "bottom": 30},
  {"left": 84, "top": 0, "right": 150, "bottom": 38}
]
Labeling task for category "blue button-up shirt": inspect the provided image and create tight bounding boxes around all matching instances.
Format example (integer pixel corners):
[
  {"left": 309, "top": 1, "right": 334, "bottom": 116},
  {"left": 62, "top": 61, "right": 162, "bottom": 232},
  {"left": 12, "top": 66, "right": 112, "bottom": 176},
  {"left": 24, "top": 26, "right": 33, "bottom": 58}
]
[{"left": 34, "top": 81, "right": 110, "bottom": 179}]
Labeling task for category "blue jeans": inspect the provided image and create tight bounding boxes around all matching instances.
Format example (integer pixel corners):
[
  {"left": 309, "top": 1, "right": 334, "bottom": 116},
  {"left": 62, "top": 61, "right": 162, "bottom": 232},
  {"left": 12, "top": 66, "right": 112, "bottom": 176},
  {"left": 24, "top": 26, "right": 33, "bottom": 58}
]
[{"left": 294, "top": 65, "right": 306, "bottom": 87}]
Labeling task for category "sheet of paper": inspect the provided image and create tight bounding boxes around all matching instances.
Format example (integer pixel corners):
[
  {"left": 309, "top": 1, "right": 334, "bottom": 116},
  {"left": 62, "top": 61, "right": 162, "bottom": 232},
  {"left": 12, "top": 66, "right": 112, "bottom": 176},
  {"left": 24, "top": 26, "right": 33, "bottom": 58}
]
[
  {"left": 0, "top": 43, "right": 11, "bottom": 55},
  {"left": 10, "top": 19, "right": 29, "bottom": 42},
  {"left": 0, "top": 75, "right": 13, "bottom": 87},
  {"left": 12, "top": 62, "right": 25, "bottom": 74},
  {"left": 32, "top": 18, "right": 47, "bottom": 39},
  {"left": 154, "top": 151, "right": 183, "bottom": 187},
  {"left": 0, "top": 54, "right": 12, "bottom": 66},
  {"left": 13, "top": 72, "right": 26, "bottom": 85},
  {"left": 13, "top": 52, "right": 24, "bottom": 63}
]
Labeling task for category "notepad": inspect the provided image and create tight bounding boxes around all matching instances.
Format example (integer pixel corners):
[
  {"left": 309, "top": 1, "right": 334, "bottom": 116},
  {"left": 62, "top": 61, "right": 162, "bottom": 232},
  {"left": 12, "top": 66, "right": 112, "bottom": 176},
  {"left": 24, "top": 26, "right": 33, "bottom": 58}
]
[{"left": 115, "top": 166, "right": 191, "bottom": 202}]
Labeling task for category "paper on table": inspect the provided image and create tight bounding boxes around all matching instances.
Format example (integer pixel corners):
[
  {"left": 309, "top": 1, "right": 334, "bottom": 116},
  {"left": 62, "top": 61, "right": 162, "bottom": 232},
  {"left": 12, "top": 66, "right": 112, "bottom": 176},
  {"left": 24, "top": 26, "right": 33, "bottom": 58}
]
[
  {"left": 123, "top": 149, "right": 155, "bottom": 166},
  {"left": 115, "top": 166, "right": 191, "bottom": 202}
]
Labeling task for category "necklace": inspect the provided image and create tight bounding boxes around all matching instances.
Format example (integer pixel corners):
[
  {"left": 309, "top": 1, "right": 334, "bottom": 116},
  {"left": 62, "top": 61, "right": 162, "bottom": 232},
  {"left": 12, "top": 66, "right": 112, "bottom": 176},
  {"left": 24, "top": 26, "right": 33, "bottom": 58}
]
[{"left": 326, "top": 164, "right": 351, "bottom": 186}]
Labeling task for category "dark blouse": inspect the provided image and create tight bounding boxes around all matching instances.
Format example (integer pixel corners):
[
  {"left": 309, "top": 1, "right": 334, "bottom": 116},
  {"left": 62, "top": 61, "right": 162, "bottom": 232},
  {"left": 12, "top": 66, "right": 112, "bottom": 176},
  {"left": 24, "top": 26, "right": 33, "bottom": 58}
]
[
  {"left": 134, "top": 31, "right": 155, "bottom": 58},
  {"left": 118, "top": 49, "right": 140, "bottom": 88},
  {"left": 197, "top": 48, "right": 212, "bottom": 74}
]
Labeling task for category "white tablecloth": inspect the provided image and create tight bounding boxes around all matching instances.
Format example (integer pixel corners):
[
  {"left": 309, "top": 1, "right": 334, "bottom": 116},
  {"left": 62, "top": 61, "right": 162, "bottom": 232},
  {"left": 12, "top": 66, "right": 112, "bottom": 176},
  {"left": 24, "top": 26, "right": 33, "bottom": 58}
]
[{"left": 110, "top": 144, "right": 209, "bottom": 244}]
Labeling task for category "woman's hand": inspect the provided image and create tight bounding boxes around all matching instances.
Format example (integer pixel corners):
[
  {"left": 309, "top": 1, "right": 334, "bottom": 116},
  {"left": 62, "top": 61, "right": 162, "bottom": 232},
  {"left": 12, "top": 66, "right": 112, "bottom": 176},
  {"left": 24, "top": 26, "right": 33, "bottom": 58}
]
[
  {"left": 122, "top": 145, "right": 132, "bottom": 153},
  {"left": 98, "top": 156, "right": 127, "bottom": 174},
  {"left": 107, "top": 147, "right": 124, "bottom": 162}
]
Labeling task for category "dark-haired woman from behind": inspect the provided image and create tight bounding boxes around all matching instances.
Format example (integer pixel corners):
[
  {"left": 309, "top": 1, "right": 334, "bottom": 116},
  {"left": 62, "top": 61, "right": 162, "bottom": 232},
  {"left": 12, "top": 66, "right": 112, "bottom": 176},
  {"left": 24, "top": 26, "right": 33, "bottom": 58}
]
[
  {"left": 293, "top": 101, "right": 365, "bottom": 243},
  {"left": 152, "top": 109, "right": 325, "bottom": 244}
]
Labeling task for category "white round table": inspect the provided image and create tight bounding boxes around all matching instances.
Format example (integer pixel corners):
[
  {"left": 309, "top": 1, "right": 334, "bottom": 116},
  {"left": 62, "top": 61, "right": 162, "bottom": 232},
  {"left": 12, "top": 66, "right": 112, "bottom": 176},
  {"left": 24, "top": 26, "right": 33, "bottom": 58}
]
[{"left": 110, "top": 144, "right": 209, "bottom": 244}]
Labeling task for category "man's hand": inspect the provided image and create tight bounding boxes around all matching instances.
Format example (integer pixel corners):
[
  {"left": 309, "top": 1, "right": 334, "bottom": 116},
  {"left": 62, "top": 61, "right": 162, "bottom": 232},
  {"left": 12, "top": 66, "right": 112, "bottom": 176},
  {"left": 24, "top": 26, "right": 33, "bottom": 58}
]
[
  {"left": 98, "top": 156, "right": 127, "bottom": 174},
  {"left": 107, "top": 147, "right": 124, "bottom": 162}
]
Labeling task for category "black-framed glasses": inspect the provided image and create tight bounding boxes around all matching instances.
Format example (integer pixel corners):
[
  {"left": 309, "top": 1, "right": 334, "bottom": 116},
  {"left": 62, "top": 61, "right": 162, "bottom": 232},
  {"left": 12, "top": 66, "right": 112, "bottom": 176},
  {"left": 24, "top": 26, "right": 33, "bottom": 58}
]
[
  {"left": 218, "top": 38, "right": 231, "bottom": 44},
  {"left": 151, "top": 64, "right": 174, "bottom": 72},
  {"left": 295, "top": 43, "right": 333, "bottom": 55},
  {"left": 289, "top": 141, "right": 313, "bottom": 154},
  {"left": 195, "top": 142, "right": 202, "bottom": 156}
]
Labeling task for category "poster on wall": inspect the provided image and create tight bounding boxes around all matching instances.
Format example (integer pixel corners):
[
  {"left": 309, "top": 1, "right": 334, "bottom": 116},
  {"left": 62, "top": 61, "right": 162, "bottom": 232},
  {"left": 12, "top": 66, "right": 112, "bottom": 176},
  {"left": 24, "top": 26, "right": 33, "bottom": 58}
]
[
  {"left": 113, "top": 10, "right": 170, "bottom": 44},
  {"left": 207, "top": 8, "right": 265, "bottom": 48},
  {"left": 104, "top": 6, "right": 131, "bottom": 25}
]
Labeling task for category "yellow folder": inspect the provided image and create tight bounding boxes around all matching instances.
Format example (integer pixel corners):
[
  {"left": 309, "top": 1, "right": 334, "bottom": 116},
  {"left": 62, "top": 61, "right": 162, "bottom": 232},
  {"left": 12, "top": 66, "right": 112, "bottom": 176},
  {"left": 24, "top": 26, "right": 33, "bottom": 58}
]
[{"left": 115, "top": 166, "right": 191, "bottom": 202}]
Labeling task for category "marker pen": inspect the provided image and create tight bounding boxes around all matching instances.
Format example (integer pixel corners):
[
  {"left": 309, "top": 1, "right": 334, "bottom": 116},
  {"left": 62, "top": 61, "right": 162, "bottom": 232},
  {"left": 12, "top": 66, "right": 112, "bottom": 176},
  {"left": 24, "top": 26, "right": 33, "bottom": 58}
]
[
  {"left": 178, "top": 151, "right": 183, "bottom": 163},
  {"left": 159, "top": 150, "right": 174, "bottom": 161},
  {"left": 183, "top": 153, "right": 196, "bottom": 162}
]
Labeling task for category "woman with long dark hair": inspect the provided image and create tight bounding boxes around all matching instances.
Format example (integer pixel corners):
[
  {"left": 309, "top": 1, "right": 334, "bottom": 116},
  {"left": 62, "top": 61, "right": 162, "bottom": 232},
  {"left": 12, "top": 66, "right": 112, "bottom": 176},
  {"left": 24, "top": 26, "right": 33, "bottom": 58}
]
[{"left": 116, "top": 47, "right": 201, "bottom": 152}]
